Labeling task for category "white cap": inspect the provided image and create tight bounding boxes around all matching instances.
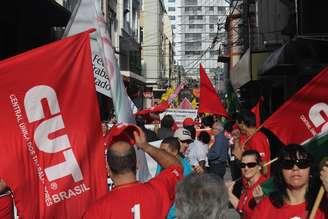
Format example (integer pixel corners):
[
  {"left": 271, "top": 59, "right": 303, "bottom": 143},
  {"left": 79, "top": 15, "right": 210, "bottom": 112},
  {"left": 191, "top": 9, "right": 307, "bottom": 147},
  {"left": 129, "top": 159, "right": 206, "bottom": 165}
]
[{"left": 174, "top": 128, "right": 193, "bottom": 142}]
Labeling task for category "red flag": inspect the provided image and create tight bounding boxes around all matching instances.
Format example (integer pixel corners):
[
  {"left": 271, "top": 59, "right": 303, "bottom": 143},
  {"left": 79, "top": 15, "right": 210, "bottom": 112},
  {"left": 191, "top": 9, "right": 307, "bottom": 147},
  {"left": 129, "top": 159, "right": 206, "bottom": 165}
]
[
  {"left": 251, "top": 96, "right": 264, "bottom": 127},
  {"left": 198, "top": 64, "right": 229, "bottom": 118},
  {"left": 263, "top": 66, "right": 328, "bottom": 145},
  {"left": 135, "top": 101, "right": 170, "bottom": 115},
  {"left": 0, "top": 31, "right": 107, "bottom": 218}
]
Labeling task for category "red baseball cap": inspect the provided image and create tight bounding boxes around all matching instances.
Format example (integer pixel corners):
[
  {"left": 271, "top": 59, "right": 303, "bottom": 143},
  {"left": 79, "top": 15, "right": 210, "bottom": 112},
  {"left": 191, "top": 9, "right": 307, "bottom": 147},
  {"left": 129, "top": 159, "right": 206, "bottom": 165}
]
[
  {"left": 104, "top": 123, "right": 140, "bottom": 147},
  {"left": 183, "top": 118, "right": 194, "bottom": 126}
]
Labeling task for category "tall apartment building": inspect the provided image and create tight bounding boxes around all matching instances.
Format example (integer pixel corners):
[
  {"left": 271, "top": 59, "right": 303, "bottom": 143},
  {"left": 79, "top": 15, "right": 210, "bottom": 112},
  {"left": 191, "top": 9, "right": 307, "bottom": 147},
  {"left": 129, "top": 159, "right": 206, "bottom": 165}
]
[
  {"left": 165, "top": 0, "right": 228, "bottom": 85},
  {"left": 141, "top": 0, "right": 167, "bottom": 88}
]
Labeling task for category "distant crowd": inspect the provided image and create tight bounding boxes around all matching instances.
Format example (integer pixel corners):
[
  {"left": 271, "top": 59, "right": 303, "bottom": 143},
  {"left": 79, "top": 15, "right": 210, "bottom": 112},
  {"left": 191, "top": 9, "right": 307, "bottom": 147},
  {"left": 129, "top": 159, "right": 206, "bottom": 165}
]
[{"left": 1, "top": 110, "right": 328, "bottom": 218}]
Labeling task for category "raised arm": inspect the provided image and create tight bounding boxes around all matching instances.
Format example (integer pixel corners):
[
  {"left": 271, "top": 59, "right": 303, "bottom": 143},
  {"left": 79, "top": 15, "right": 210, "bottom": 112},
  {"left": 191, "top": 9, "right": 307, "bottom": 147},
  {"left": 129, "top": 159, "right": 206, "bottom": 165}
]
[{"left": 133, "top": 128, "right": 181, "bottom": 169}]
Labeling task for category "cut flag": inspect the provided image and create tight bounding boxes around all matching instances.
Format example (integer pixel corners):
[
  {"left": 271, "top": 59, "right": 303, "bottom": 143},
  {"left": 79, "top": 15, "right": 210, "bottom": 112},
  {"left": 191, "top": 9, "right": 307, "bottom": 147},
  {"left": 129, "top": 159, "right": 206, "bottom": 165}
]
[
  {"left": 198, "top": 64, "right": 229, "bottom": 118},
  {"left": 263, "top": 66, "right": 328, "bottom": 145},
  {"left": 251, "top": 96, "right": 264, "bottom": 127},
  {"left": 0, "top": 31, "right": 107, "bottom": 219}
]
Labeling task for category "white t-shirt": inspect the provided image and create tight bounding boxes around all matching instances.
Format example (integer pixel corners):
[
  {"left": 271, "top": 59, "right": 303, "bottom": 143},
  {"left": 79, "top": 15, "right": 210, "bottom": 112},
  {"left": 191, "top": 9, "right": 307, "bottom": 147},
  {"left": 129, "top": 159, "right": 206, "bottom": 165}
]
[{"left": 185, "top": 140, "right": 209, "bottom": 167}]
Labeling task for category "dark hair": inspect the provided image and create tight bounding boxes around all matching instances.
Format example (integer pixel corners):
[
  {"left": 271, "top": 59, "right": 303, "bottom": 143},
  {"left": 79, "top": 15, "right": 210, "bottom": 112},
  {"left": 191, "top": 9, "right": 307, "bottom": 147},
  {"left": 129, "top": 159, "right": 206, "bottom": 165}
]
[
  {"left": 198, "top": 131, "right": 211, "bottom": 144},
  {"left": 135, "top": 115, "right": 145, "bottom": 127},
  {"left": 202, "top": 115, "right": 214, "bottom": 128},
  {"left": 161, "top": 115, "right": 174, "bottom": 129},
  {"left": 162, "top": 137, "right": 180, "bottom": 153},
  {"left": 184, "top": 125, "right": 196, "bottom": 140},
  {"left": 107, "top": 144, "right": 137, "bottom": 175},
  {"left": 269, "top": 144, "right": 319, "bottom": 210},
  {"left": 241, "top": 150, "right": 262, "bottom": 164},
  {"left": 235, "top": 110, "right": 256, "bottom": 127}
]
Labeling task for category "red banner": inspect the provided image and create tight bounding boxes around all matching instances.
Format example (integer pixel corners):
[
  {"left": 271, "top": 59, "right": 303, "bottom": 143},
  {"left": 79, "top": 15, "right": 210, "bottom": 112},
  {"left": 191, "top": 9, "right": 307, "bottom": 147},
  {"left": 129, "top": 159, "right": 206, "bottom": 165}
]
[
  {"left": 264, "top": 67, "right": 328, "bottom": 145},
  {"left": 0, "top": 31, "right": 107, "bottom": 218}
]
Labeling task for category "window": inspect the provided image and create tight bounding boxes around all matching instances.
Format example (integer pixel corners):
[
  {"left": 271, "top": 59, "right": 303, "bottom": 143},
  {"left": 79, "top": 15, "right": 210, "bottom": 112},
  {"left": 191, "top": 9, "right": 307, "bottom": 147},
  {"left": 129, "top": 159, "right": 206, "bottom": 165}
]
[
  {"left": 185, "top": 33, "right": 201, "bottom": 40},
  {"left": 168, "top": 0, "right": 175, "bottom": 2},
  {"left": 189, "top": 24, "right": 202, "bottom": 29},
  {"left": 168, "top": 7, "right": 175, "bottom": 11},
  {"left": 185, "top": 0, "right": 197, "bottom": 5},
  {"left": 209, "top": 15, "right": 218, "bottom": 23},
  {"left": 210, "top": 50, "right": 219, "bottom": 56},
  {"left": 196, "top": 15, "right": 203, "bottom": 20},
  {"left": 185, "top": 42, "right": 201, "bottom": 49},
  {"left": 217, "top": 6, "right": 226, "bottom": 15},
  {"left": 189, "top": 15, "right": 196, "bottom": 20},
  {"left": 169, "top": 16, "right": 176, "bottom": 20},
  {"left": 209, "top": 6, "right": 214, "bottom": 11},
  {"left": 172, "top": 25, "right": 176, "bottom": 29},
  {"left": 209, "top": 24, "right": 214, "bottom": 29},
  {"left": 185, "top": 51, "right": 201, "bottom": 55}
]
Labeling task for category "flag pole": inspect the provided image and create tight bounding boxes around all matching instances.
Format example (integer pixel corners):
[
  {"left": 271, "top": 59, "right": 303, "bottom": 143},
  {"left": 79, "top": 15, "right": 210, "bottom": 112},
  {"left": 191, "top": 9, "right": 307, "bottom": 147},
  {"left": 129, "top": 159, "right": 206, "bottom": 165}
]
[{"left": 309, "top": 186, "right": 325, "bottom": 219}]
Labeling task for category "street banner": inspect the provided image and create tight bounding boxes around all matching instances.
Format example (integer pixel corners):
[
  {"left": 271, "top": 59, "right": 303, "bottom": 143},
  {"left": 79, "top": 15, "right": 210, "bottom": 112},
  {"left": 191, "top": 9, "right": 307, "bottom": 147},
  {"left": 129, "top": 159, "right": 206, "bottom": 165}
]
[
  {"left": 0, "top": 31, "right": 107, "bottom": 218},
  {"left": 263, "top": 66, "right": 328, "bottom": 145},
  {"left": 198, "top": 64, "right": 229, "bottom": 118},
  {"left": 179, "top": 97, "right": 193, "bottom": 109},
  {"left": 64, "top": 0, "right": 136, "bottom": 123},
  {"left": 160, "top": 109, "right": 198, "bottom": 126}
]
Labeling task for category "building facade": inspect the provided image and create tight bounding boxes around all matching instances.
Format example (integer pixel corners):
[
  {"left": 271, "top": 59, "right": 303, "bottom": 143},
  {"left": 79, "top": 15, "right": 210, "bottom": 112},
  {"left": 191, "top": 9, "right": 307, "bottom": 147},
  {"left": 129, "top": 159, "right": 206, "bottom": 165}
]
[
  {"left": 169, "top": 0, "right": 228, "bottom": 87},
  {"left": 141, "top": 0, "right": 166, "bottom": 90}
]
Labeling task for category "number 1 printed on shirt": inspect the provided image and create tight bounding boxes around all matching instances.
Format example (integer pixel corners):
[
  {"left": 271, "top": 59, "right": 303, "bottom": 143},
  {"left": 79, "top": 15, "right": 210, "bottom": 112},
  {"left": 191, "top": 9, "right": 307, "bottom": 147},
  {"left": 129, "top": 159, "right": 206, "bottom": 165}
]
[{"left": 131, "top": 203, "right": 140, "bottom": 219}]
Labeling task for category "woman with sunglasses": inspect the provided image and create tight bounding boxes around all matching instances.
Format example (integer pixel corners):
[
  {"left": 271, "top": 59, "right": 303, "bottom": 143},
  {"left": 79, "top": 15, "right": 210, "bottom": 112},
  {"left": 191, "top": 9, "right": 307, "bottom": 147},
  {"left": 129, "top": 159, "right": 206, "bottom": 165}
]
[
  {"left": 253, "top": 144, "right": 328, "bottom": 218},
  {"left": 226, "top": 150, "right": 267, "bottom": 219}
]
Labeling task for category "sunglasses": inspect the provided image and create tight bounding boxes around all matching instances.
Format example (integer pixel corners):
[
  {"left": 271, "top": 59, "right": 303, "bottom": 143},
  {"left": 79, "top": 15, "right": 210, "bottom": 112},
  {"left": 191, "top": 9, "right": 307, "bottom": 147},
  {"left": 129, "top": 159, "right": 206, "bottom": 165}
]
[
  {"left": 281, "top": 159, "right": 311, "bottom": 170},
  {"left": 240, "top": 162, "right": 258, "bottom": 169}
]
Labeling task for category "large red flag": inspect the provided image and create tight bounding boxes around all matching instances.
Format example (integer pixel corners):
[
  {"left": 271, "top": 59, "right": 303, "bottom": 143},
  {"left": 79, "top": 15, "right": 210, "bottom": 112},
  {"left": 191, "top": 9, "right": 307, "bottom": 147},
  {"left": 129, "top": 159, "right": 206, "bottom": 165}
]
[
  {"left": 251, "top": 96, "right": 264, "bottom": 127},
  {"left": 263, "top": 66, "right": 328, "bottom": 145},
  {"left": 0, "top": 31, "right": 108, "bottom": 218},
  {"left": 198, "top": 64, "right": 229, "bottom": 118}
]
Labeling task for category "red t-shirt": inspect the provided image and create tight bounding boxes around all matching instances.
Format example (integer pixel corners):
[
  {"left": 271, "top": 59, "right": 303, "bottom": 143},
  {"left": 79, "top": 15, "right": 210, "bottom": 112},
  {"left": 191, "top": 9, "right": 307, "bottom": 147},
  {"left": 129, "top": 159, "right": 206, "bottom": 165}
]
[
  {"left": 237, "top": 175, "right": 267, "bottom": 219},
  {"left": 246, "top": 131, "right": 271, "bottom": 176},
  {"left": 0, "top": 194, "right": 14, "bottom": 219},
  {"left": 83, "top": 165, "right": 183, "bottom": 219},
  {"left": 253, "top": 196, "right": 327, "bottom": 219}
]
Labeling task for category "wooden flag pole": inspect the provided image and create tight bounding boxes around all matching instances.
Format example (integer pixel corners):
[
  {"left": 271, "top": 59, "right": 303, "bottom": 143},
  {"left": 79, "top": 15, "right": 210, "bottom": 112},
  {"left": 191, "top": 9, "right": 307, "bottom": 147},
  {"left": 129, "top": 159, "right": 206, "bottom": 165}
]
[{"left": 309, "top": 186, "right": 325, "bottom": 219}]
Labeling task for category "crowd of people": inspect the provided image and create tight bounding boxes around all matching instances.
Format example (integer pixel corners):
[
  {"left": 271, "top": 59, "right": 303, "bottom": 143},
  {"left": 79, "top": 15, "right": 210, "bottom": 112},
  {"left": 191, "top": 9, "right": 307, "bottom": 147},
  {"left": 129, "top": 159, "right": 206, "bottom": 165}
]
[
  {"left": 1, "top": 110, "right": 328, "bottom": 218},
  {"left": 94, "top": 110, "right": 328, "bottom": 219}
]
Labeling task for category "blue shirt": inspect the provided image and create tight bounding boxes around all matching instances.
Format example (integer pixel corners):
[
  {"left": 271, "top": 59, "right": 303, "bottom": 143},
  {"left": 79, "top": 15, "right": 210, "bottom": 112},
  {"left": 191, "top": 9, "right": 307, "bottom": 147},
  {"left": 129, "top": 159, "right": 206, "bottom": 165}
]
[
  {"left": 155, "top": 157, "right": 192, "bottom": 219},
  {"left": 207, "top": 132, "right": 229, "bottom": 164}
]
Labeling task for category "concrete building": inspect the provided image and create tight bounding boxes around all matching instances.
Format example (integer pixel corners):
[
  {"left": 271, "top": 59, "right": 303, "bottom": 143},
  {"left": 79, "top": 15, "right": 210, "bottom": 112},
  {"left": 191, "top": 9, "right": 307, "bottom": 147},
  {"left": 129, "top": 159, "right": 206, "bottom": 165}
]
[
  {"left": 172, "top": 0, "right": 229, "bottom": 86},
  {"left": 162, "top": 13, "right": 175, "bottom": 85},
  {"left": 141, "top": 0, "right": 166, "bottom": 90},
  {"left": 59, "top": 0, "right": 145, "bottom": 112}
]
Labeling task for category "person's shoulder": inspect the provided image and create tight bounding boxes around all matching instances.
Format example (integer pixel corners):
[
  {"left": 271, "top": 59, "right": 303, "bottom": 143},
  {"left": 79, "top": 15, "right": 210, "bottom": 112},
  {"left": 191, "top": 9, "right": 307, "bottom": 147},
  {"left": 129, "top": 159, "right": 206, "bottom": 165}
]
[
  {"left": 83, "top": 193, "right": 112, "bottom": 218},
  {"left": 150, "top": 164, "right": 183, "bottom": 183}
]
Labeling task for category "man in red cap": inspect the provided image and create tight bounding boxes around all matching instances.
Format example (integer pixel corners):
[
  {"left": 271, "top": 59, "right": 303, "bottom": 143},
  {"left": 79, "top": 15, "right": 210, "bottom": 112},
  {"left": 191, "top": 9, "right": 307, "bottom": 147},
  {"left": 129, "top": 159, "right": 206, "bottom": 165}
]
[{"left": 83, "top": 124, "right": 183, "bottom": 219}]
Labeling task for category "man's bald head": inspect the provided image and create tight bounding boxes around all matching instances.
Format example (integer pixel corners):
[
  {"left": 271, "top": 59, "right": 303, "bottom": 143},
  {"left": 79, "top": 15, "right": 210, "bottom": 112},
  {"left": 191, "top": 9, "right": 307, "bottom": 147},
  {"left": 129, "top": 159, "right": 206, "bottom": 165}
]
[{"left": 107, "top": 141, "right": 137, "bottom": 175}]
